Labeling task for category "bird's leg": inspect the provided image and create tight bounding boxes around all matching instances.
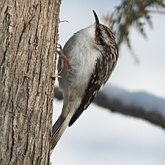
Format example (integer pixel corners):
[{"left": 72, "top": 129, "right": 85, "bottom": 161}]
[
  {"left": 57, "top": 44, "right": 71, "bottom": 73},
  {"left": 51, "top": 44, "right": 71, "bottom": 79}
]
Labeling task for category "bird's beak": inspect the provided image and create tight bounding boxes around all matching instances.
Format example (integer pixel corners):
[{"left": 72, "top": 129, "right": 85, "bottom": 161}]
[{"left": 93, "top": 10, "right": 99, "bottom": 25}]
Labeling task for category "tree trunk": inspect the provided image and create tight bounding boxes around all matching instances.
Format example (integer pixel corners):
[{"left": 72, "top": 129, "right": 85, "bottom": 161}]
[{"left": 0, "top": 0, "right": 61, "bottom": 164}]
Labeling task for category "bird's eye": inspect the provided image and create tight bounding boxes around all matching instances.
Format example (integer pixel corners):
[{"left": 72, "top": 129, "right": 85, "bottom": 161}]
[
  {"left": 97, "top": 36, "right": 105, "bottom": 45},
  {"left": 97, "top": 40, "right": 101, "bottom": 45}
]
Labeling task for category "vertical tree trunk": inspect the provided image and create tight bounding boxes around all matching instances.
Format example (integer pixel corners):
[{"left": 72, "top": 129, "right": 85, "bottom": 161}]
[{"left": 0, "top": 0, "right": 61, "bottom": 164}]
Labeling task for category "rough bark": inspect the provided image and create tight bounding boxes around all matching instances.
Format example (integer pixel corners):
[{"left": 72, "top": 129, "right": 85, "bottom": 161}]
[
  {"left": 54, "top": 86, "right": 165, "bottom": 129},
  {"left": 0, "top": 0, "right": 61, "bottom": 164}
]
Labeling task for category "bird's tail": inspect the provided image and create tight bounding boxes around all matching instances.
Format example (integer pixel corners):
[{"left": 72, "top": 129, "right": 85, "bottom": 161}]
[
  {"left": 51, "top": 98, "right": 81, "bottom": 151},
  {"left": 51, "top": 114, "right": 70, "bottom": 151}
]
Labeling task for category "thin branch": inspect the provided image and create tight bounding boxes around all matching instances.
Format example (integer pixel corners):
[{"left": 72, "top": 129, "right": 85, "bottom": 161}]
[{"left": 148, "top": 10, "right": 165, "bottom": 14}]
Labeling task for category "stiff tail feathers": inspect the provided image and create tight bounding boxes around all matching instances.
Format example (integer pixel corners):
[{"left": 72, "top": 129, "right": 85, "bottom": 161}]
[
  {"left": 51, "top": 115, "right": 69, "bottom": 151},
  {"left": 51, "top": 99, "right": 81, "bottom": 151}
]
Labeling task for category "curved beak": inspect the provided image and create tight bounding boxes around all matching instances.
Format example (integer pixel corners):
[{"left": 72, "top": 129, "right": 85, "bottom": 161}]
[{"left": 93, "top": 10, "right": 99, "bottom": 24}]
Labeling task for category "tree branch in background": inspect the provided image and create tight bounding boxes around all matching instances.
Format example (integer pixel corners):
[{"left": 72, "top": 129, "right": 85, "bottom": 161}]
[
  {"left": 103, "top": 0, "right": 165, "bottom": 62},
  {"left": 54, "top": 85, "right": 165, "bottom": 129},
  {"left": 94, "top": 85, "right": 165, "bottom": 129}
]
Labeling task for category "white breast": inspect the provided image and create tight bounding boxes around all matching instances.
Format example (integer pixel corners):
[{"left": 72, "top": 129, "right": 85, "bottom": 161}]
[{"left": 62, "top": 24, "right": 100, "bottom": 96}]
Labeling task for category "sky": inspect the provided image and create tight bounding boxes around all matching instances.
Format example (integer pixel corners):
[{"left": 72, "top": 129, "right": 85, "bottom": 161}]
[{"left": 51, "top": 0, "right": 165, "bottom": 165}]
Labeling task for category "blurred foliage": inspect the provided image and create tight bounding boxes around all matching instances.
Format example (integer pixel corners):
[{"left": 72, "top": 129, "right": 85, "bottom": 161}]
[{"left": 103, "top": 0, "right": 165, "bottom": 62}]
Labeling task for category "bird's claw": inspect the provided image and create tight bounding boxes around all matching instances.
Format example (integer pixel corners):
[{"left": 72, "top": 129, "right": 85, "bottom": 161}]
[{"left": 56, "top": 44, "right": 71, "bottom": 76}]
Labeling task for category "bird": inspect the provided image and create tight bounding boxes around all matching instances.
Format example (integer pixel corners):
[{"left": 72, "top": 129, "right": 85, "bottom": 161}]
[{"left": 51, "top": 10, "right": 119, "bottom": 150}]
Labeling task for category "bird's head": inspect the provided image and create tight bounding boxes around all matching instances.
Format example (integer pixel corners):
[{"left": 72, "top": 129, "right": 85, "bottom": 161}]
[
  {"left": 70, "top": 10, "right": 118, "bottom": 59},
  {"left": 92, "top": 10, "right": 117, "bottom": 54}
]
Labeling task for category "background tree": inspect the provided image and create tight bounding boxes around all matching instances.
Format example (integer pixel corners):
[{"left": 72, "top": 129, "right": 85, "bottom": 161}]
[
  {"left": 0, "top": 0, "right": 61, "bottom": 164},
  {"left": 104, "top": 0, "right": 165, "bottom": 62}
]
